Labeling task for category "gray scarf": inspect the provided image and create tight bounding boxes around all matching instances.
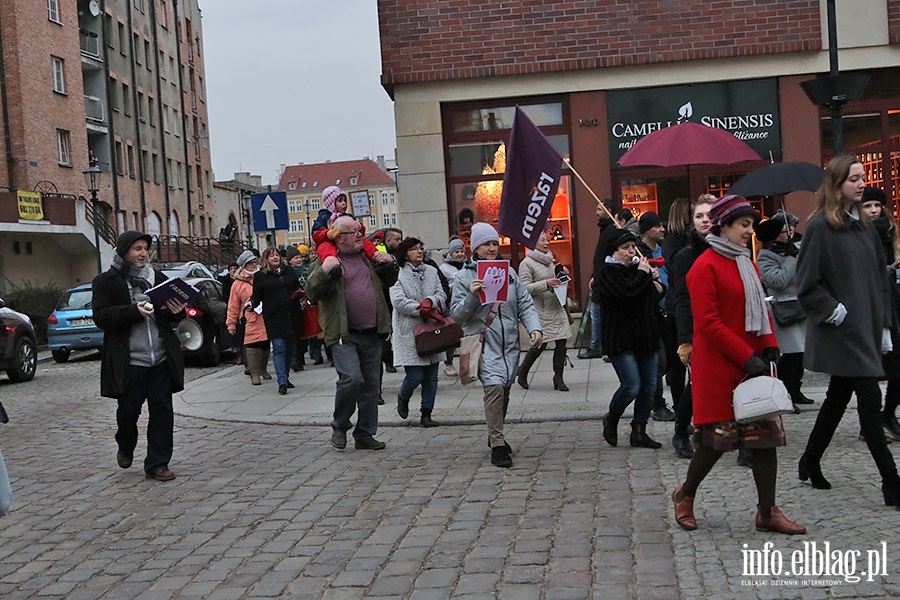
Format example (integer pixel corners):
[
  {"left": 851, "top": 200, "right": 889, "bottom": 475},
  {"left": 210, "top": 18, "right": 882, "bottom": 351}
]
[
  {"left": 525, "top": 247, "right": 554, "bottom": 266},
  {"left": 112, "top": 254, "right": 156, "bottom": 303},
  {"left": 705, "top": 234, "right": 772, "bottom": 336}
]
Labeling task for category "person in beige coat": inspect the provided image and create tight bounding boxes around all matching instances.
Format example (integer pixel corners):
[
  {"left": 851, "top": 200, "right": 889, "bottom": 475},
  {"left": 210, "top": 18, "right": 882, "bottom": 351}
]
[
  {"left": 517, "top": 231, "right": 572, "bottom": 391},
  {"left": 226, "top": 251, "right": 271, "bottom": 385}
]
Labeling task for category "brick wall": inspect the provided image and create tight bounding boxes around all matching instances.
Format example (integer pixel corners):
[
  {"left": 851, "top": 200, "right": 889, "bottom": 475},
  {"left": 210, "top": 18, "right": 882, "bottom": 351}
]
[
  {"left": 379, "top": 0, "right": 823, "bottom": 89},
  {"left": 890, "top": 0, "right": 900, "bottom": 43}
]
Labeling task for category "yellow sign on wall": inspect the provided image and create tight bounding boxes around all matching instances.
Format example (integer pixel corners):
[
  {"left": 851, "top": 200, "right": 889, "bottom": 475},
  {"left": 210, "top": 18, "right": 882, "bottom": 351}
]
[{"left": 17, "top": 190, "right": 43, "bottom": 220}]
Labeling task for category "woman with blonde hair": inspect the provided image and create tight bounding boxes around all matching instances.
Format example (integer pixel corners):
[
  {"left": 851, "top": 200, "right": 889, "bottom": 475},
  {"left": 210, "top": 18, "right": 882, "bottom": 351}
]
[
  {"left": 251, "top": 247, "right": 300, "bottom": 395},
  {"left": 796, "top": 155, "right": 900, "bottom": 508}
]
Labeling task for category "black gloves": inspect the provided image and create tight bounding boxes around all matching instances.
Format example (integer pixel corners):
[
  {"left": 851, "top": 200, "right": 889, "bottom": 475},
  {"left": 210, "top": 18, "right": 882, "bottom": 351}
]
[
  {"left": 784, "top": 242, "right": 799, "bottom": 257},
  {"left": 744, "top": 354, "right": 770, "bottom": 377},
  {"left": 761, "top": 347, "right": 781, "bottom": 366}
]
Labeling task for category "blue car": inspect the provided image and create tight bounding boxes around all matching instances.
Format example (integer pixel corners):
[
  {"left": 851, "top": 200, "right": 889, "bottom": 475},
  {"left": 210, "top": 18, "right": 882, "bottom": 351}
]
[{"left": 47, "top": 284, "right": 104, "bottom": 363}]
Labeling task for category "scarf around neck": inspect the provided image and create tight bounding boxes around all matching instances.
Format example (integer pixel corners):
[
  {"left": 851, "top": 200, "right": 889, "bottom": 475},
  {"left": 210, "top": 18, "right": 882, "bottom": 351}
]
[
  {"left": 112, "top": 254, "right": 155, "bottom": 303},
  {"left": 705, "top": 234, "right": 772, "bottom": 336},
  {"left": 525, "top": 247, "right": 554, "bottom": 266}
]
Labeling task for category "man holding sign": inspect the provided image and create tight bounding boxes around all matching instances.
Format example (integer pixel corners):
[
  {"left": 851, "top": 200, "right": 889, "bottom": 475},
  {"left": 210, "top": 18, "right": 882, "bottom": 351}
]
[{"left": 449, "top": 223, "right": 542, "bottom": 468}]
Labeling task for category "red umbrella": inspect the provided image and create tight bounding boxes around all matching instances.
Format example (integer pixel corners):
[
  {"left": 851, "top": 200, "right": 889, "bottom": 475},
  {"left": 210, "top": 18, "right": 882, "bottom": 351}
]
[{"left": 618, "top": 122, "right": 762, "bottom": 167}]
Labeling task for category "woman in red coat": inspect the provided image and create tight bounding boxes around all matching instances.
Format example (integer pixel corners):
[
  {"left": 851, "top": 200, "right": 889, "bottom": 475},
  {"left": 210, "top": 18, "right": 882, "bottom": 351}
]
[{"left": 672, "top": 195, "right": 805, "bottom": 535}]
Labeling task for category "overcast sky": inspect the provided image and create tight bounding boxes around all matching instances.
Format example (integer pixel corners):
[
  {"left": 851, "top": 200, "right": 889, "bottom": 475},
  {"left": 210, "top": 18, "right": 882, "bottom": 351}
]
[{"left": 201, "top": 1, "right": 397, "bottom": 185}]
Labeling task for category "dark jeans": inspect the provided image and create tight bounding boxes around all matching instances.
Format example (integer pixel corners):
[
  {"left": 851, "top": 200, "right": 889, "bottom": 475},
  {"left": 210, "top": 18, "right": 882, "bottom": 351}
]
[
  {"left": 608, "top": 350, "right": 658, "bottom": 424},
  {"left": 331, "top": 331, "right": 383, "bottom": 439},
  {"left": 399, "top": 363, "right": 440, "bottom": 411},
  {"left": 804, "top": 376, "right": 897, "bottom": 479},
  {"left": 271, "top": 336, "right": 295, "bottom": 386},
  {"left": 116, "top": 363, "right": 174, "bottom": 473}
]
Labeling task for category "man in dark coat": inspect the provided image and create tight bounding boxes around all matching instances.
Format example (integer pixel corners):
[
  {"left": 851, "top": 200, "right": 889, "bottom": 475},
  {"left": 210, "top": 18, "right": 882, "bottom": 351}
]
[
  {"left": 92, "top": 231, "right": 186, "bottom": 482},
  {"left": 579, "top": 199, "right": 617, "bottom": 360}
]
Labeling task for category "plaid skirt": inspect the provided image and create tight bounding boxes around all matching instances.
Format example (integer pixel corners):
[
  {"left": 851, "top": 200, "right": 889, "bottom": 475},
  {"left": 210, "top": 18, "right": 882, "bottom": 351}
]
[{"left": 692, "top": 416, "right": 786, "bottom": 451}]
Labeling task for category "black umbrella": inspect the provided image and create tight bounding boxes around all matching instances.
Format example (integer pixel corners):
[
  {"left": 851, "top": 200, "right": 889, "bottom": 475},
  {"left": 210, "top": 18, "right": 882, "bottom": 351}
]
[{"left": 729, "top": 161, "right": 823, "bottom": 197}]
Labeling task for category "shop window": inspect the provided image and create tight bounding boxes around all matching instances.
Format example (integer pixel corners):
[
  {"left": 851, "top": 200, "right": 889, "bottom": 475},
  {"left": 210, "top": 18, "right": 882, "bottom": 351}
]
[{"left": 448, "top": 103, "right": 563, "bottom": 133}]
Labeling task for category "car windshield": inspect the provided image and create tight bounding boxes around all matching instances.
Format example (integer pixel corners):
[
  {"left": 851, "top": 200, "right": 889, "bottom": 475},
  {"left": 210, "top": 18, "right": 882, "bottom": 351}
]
[{"left": 57, "top": 290, "right": 93, "bottom": 310}]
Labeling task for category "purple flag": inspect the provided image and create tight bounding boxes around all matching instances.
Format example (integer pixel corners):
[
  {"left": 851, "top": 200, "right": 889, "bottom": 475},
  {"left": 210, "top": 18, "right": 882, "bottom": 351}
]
[{"left": 498, "top": 106, "right": 563, "bottom": 249}]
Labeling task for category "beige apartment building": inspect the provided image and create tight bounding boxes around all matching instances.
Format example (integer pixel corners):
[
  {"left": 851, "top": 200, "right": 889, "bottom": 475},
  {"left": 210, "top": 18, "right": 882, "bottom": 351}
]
[
  {"left": 0, "top": 0, "right": 213, "bottom": 290},
  {"left": 275, "top": 158, "right": 400, "bottom": 249}
]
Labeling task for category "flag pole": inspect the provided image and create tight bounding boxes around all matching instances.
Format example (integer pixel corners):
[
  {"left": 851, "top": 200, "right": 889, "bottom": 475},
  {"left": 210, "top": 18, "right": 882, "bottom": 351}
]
[{"left": 563, "top": 158, "right": 646, "bottom": 258}]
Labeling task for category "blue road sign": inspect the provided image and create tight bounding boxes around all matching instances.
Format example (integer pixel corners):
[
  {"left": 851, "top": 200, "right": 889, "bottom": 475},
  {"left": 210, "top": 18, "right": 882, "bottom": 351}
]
[{"left": 251, "top": 192, "right": 289, "bottom": 232}]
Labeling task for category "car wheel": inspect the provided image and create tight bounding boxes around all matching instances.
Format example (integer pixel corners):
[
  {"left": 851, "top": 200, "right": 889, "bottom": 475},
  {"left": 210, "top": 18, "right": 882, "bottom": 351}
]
[
  {"left": 201, "top": 329, "right": 220, "bottom": 367},
  {"left": 7, "top": 335, "right": 37, "bottom": 382},
  {"left": 52, "top": 348, "right": 71, "bottom": 363}
]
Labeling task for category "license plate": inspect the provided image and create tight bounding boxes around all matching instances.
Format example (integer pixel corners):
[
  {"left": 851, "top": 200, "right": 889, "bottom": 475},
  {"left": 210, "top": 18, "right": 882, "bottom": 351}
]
[{"left": 71, "top": 318, "right": 94, "bottom": 327}]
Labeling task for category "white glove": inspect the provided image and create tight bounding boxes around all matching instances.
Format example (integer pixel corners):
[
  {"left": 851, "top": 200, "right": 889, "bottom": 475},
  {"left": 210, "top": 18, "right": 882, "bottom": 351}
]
[{"left": 825, "top": 302, "right": 847, "bottom": 326}]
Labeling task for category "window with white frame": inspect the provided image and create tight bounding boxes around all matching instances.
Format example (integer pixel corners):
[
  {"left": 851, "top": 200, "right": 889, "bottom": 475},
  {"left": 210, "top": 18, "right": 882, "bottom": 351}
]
[
  {"left": 48, "top": 0, "right": 61, "bottom": 23},
  {"left": 310, "top": 198, "right": 320, "bottom": 211},
  {"left": 56, "top": 129, "right": 71, "bottom": 165},
  {"left": 391, "top": 214, "right": 397, "bottom": 225},
  {"left": 390, "top": 192, "right": 396, "bottom": 205},
  {"left": 290, "top": 220, "right": 305, "bottom": 233},
  {"left": 288, "top": 200, "right": 302, "bottom": 212},
  {"left": 51, "top": 56, "right": 65, "bottom": 94},
  {"left": 369, "top": 194, "right": 375, "bottom": 206},
  {"left": 288, "top": 182, "right": 296, "bottom": 191},
  {"left": 382, "top": 192, "right": 388, "bottom": 205},
  {"left": 383, "top": 214, "right": 391, "bottom": 226},
  {"left": 369, "top": 215, "right": 377, "bottom": 227},
  {"left": 351, "top": 176, "right": 358, "bottom": 186},
  {"left": 301, "top": 182, "right": 307, "bottom": 188}
]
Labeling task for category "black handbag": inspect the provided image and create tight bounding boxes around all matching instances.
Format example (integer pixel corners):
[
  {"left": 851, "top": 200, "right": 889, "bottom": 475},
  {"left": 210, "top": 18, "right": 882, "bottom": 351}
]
[
  {"left": 414, "top": 311, "right": 463, "bottom": 357},
  {"left": 770, "top": 299, "right": 806, "bottom": 327}
]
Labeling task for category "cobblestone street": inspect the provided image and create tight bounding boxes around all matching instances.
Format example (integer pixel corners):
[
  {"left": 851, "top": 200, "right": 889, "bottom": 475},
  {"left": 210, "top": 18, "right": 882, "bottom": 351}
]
[{"left": 0, "top": 354, "right": 898, "bottom": 599}]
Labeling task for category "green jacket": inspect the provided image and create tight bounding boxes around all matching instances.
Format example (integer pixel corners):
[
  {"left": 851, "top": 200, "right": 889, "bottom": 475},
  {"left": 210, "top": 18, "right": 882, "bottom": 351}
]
[{"left": 305, "top": 255, "right": 398, "bottom": 346}]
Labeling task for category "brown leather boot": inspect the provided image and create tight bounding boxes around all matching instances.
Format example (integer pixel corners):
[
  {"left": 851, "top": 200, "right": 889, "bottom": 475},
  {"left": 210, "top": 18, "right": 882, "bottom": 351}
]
[
  {"left": 260, "top": 347, "right": 273, "bottom": 380},
  {"left": 245, "top": 348, "right": 262, "bottom": 385},
  {"left": 755, "top": 506, "right": 806, "bottom": 535},
  {"left": 672, "top": 484, "right": 697, "bottom": 530}
]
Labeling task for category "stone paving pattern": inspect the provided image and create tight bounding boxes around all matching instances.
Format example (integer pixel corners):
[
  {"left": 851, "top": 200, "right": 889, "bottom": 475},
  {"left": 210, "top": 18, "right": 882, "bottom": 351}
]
[{"left": 0, "top": 351, "right": 898, "bottom": 599}]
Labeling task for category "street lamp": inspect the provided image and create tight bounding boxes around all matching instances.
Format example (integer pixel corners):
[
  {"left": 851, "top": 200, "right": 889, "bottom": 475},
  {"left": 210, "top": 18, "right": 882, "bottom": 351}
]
[
  {"left": 242, "top": 193, "right": 254, "bottom": 249},
  {"left": 304, "top": 199, "right": 312, "bottom": 245},
  {"left": 83, "top": 163, "right": 103, "bottom": 274}
]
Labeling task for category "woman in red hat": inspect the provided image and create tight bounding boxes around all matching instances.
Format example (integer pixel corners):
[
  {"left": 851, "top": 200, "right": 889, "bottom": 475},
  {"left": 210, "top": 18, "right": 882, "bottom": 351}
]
[{"left": 672, "top": 194, "right": 805, "bottom": 535}]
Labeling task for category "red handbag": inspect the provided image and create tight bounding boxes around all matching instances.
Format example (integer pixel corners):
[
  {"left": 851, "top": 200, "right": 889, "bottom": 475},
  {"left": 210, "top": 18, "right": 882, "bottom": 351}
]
[
  {"left": 298, "top": 299, "right": 323, "bottom": 339},
  {"left": 414, "top": 310, "right": 463, "bottom": 357}
]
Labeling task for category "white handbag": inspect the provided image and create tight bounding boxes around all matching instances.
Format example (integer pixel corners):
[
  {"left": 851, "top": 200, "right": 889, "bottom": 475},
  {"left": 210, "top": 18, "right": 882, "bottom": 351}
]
[{"left": 732, "top": 364, "right": 793, "bottom": 423}]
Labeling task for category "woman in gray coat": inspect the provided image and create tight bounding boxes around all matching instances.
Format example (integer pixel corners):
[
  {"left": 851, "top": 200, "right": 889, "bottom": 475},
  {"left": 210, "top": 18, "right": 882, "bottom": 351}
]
[
  {"left": 756, "top": 214, "right": 813, "bottom": 409},
  {"left": 390, "top": 237, "right": 447, "bottom": 427},
  {"left": 795, "top": 154, "right": 900, "bottom": 509},
  {"left": 450, "top": 223, "right": 543, "bottom": 469}
]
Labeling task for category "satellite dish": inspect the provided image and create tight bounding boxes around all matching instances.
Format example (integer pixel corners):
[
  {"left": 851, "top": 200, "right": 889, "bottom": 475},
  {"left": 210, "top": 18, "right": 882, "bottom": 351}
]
[{"left": 88, "top": 0, "right": 100, "bottom": 17}]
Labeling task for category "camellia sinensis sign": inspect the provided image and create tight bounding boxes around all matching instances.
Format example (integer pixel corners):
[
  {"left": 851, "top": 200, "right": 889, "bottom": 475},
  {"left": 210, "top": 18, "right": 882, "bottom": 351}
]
[
  {"left": 17, "top": 190, "right": 43, "bottom": 220},
  {"left": 607, "top": 78, "right": 781, "bottom": 167}
]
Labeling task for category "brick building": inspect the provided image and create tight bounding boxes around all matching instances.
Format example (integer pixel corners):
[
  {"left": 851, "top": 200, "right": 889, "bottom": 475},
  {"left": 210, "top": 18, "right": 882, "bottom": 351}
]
[
  {"left": 378, "top": 0, "right": 900, "bottom": 309},
  {"left": 275, "top": 157, "right": 399, "bottom": 249},
  {"left": 0, "top": 0, "right": 214, "bottom": 290}
]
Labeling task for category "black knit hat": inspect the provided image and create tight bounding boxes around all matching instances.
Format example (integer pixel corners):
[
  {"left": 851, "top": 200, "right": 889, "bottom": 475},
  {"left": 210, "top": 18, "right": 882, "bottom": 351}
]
[
  {"left": 862, "top": 186, "right": 887, "bottom": 205},
  {"left": 116, "top": 230, "right": 152, "bottom": 257},
  {"left": 605, "top": 229, "right": 637, "bottom": 256},
  {"left": 639, "top": 211, "right": 663, "bottom": 234}
]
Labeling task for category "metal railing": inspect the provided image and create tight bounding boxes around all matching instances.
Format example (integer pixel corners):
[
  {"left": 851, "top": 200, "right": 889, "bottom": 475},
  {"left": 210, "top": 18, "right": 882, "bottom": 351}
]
[
  {"left": 152, "top": 235, "right": 251, "bottom": 270},
  {"left": 84, "top": 95, "right": 105, "bottom": 123},
  {"left": 83, "top": 202, "right": 116, "bottom": 246},
  {"left": 79, "top": 29, "right": 101, "bottom": 59}
]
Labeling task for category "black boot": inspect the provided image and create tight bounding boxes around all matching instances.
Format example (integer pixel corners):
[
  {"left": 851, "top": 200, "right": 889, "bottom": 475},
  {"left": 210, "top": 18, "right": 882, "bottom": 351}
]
[
  {"left": 602, "top": 412, "right": 619, "bottom": 447},
  {"left": 397, "top": 395, "right": 409, "bottom": 419},
  {"left": 420, "top": 408, "right": 438, "bottom": 428},
  {"left": 516, "top": 346, "right": 543, "bottom": 389},
  {"left": 884, "top": 412, "right": 900, "bottom": 441},
  {"left": 630, "top": 422, "right": 662, "bottom": 449},
  {"left": 798, "top": 453, "right": 831, "bottom": 489},
  {"left": 672, "top": 431, "right": 693, "bottom": 459},
  {"left": 883, "top": 471, "right": 900, "bottom": 508},
  {"left": 736, "top": 447, "right": 753, "bottom": 467},
  {"left": 552, "top": 343, "right": 569, "bottom": 392}
]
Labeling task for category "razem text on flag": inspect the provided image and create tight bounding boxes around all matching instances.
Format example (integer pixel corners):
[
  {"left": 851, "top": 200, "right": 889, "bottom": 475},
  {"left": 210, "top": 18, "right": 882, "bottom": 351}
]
[{"left": 498, "top": 106, "right": 563, "bottom": 249}]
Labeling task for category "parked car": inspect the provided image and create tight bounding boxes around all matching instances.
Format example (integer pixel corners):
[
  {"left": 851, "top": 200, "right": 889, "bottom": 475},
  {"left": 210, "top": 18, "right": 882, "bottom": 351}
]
[
  {"left": 0, "top": 296, "right": 37, "bottom": 382},
  {"left": 160, "top": 261, "right": 215, "bottom": 281},
  {"left": 47, "top": 284, "right": 104, "bottom": 363},
  {"left": 177, "top": 277, "right": 235, "bottom": 367}
]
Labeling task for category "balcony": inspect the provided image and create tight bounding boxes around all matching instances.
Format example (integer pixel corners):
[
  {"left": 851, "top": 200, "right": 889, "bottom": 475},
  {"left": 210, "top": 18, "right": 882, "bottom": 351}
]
[
  {"left": 79, "top": 29, "right": 101, "bottom": 60},
  {"left": 84, "top": 95, "right": 106, "bottom": 123}
]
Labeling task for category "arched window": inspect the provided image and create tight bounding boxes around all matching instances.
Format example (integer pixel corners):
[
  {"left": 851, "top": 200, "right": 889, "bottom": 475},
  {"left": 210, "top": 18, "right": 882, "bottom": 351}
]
[
  {"left": 147, "top": 211, "right": 162, "bottom": 236},
  {"left": 169, "top": 211, "right": 179, "bottom": 236}
]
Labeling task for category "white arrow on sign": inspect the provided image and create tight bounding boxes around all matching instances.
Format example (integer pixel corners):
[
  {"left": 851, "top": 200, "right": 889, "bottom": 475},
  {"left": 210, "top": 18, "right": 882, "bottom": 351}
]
[{"left": 260, "top": 194, "right": 280, "bottom": 229}]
